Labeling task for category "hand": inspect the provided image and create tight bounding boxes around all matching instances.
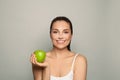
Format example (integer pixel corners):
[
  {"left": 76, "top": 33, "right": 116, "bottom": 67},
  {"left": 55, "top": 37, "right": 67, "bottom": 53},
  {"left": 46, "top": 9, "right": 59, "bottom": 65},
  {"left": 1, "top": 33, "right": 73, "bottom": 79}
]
[{"left": 30, "top": 53, "right": 49, "bottom": 68}]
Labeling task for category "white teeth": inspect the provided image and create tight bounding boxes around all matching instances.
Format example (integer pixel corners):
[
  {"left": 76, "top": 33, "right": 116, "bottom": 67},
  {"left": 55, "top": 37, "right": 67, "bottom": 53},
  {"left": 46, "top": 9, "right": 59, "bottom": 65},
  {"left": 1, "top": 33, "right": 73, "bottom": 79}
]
[{"left": 57, "top": 40, "right": 65, "bottom": 43}]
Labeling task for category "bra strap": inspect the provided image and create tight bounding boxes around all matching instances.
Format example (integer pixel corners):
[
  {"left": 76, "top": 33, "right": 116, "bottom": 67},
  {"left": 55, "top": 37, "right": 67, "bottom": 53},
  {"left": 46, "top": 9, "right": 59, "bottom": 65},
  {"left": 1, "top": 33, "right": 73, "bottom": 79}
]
[{"left": 71, "top": 54, "right": 79, "bottom": 70}]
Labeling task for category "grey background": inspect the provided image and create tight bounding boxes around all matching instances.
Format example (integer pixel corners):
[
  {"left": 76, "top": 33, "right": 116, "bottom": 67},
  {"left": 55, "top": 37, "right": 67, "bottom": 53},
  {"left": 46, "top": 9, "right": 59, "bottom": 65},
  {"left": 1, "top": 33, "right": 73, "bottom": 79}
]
[{"left": 0, "top": 0, "right": 120, "bottom": 80}]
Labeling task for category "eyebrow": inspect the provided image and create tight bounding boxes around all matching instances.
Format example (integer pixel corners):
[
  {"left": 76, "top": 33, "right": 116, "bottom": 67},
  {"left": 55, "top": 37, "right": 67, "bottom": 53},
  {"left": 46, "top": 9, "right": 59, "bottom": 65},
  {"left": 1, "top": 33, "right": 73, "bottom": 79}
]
[{"left": 52, "top": 29, "right": 70, "bottom": 31}]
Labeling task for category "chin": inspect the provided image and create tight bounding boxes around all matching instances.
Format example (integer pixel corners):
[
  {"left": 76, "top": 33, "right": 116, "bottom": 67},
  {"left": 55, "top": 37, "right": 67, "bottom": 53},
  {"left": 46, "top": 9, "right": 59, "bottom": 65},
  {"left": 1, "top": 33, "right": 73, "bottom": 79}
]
[{"left": 53, "top": 45, "right": 68, "bottom": 50}]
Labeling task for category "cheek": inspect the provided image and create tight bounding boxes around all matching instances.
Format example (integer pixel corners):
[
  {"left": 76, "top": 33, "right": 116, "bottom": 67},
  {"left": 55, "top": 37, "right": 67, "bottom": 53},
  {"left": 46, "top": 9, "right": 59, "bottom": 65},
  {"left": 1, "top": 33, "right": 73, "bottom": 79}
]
[
  {"left": 50, "top": 34, "right": 57, "bottom": 40},
  {"left": 66, "top": 35, "right": 72, "bottom": 40}
]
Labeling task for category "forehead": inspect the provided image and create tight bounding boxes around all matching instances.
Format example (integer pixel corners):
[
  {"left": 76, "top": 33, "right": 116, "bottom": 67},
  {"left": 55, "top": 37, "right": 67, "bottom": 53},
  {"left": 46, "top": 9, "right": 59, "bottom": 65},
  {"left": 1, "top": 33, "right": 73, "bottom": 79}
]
[{"left": 52, "top": 20, "right": 70, "bottom": 30}]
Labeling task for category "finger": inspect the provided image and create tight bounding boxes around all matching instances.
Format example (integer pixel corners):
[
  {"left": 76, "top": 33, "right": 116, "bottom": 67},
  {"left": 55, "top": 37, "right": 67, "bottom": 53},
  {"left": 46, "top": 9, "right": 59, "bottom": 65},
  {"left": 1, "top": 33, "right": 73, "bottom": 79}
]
[
  {"left": 34, "top": 57, "right": 38, "bottom": 64},
  {"left": 36, "top": 61, "right": 48, "bottom": 67},
  {"left": 30, "top": 54, "right": 33, "bottom": 63},
  {"left": 31, "top": 54, "right": 48, "bottom": 67},
  {"left": 30, "top": 54, "right": 36, "bottom": 64}
]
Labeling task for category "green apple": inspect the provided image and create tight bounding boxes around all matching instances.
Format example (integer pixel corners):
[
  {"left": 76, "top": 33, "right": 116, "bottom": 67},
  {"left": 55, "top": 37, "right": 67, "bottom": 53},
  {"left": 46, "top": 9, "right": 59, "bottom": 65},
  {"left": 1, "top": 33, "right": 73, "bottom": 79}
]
[{"left": 34, "top": 50, "right": 46, "bottom": 63}]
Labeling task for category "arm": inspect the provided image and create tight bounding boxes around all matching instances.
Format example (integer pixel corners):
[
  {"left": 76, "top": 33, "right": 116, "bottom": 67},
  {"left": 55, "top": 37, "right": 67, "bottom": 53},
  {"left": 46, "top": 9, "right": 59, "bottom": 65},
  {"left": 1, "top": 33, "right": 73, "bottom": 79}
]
[
  {"left": 32, "top": 64, "right": 43, "bottom": 80},
  {"left": 73, "top": 55, "right": 87, "bottom": 80},
  {"left": 30, "top": 54, "right": 50, "bottom": 80},
  {"left": 42, "top": 66, "right": 50, "bottom": 80}
]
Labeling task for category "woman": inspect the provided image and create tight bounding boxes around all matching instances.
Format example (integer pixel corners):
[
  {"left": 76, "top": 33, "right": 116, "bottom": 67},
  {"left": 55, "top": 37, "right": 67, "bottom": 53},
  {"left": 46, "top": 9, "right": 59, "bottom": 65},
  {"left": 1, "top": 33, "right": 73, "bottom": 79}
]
[{"left": 30, "top": 16, "right": 87, "bottom": 80}]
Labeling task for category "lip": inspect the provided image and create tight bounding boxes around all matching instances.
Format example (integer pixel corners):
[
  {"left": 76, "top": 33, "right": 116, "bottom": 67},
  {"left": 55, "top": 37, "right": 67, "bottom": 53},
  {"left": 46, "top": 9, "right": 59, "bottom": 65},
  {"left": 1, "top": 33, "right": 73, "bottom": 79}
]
[{"left": 56, "top": 40, "right": 65, "bottom": 44}]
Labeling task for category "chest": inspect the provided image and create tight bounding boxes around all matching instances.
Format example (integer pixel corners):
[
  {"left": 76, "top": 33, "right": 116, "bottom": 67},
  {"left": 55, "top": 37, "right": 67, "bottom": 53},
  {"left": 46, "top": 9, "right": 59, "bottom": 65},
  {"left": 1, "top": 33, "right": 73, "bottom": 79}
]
[{"left": 48, "top": 58, "right": 73, "bottom": 77}]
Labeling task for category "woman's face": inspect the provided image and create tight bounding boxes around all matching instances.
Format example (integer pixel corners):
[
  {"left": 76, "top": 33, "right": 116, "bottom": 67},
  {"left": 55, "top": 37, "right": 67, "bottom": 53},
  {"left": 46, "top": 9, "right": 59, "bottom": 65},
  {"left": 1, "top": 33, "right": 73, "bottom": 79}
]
[{"left": 50, "top": 20, "right": 72, "bottom": 50}]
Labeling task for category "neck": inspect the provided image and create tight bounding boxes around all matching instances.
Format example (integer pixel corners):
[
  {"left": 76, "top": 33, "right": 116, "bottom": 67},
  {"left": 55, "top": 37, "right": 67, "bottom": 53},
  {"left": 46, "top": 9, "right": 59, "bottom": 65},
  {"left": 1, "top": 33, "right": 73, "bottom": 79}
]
[{"left": 50, "top": 47, "right": 70, "bottom": 58}]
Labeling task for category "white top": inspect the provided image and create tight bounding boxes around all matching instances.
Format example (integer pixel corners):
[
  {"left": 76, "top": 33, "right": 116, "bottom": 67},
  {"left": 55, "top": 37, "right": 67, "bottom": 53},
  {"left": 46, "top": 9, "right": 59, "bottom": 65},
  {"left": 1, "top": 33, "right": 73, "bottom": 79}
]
[{"left": 50, "top": 54, "right": 79, "bottom": 80}]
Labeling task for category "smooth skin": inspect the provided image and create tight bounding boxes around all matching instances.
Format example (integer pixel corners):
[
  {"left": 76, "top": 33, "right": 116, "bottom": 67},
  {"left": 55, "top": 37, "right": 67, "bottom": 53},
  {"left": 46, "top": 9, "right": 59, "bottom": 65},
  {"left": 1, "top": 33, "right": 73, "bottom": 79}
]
[{"left": 30, "top": 20, "right": 87, "bottom": 80}]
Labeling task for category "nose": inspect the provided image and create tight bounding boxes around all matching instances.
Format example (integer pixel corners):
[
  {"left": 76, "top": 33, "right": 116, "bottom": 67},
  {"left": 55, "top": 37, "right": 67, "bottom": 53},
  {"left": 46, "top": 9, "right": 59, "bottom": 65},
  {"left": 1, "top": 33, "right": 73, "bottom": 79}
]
[{"left": 58, "top": 33, "right": 63, "bottom": 39}]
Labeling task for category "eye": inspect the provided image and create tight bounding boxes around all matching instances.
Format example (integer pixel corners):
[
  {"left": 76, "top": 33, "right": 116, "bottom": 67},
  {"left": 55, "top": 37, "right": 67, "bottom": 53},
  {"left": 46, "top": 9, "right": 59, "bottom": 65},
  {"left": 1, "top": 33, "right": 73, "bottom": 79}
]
[
  {"left": 52, "top": 31, "right": 58, "bottom": 33},
  {"left": 64, "top": 31, "right": 69, "bottom": 34}
]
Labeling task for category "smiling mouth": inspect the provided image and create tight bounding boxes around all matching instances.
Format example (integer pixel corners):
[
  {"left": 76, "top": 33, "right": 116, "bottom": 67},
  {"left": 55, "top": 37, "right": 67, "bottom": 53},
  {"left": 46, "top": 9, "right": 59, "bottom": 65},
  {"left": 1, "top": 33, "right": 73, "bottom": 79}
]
[{"left": 56, "top": 40, "right": 65, "bottom": 44}]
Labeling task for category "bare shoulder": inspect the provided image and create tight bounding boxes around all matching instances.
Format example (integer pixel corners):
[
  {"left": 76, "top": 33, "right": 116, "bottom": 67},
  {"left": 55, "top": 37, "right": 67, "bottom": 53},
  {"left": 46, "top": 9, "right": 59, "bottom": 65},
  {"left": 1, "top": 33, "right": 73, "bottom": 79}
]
[
  {"left": 46, "top": 51, "right": 53, "bottom": 58},
  {"left": 75, "top": 54, "right": 87, "bottom": 68},
  {"left": 76, "top": 54, "right": 87, "bottom": 62},
  {"left": 73, "top": 53, "right": 87, "bottom": 79},
  {"left": 46, "top": 51, "right": 51, "bottom": 56}
]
